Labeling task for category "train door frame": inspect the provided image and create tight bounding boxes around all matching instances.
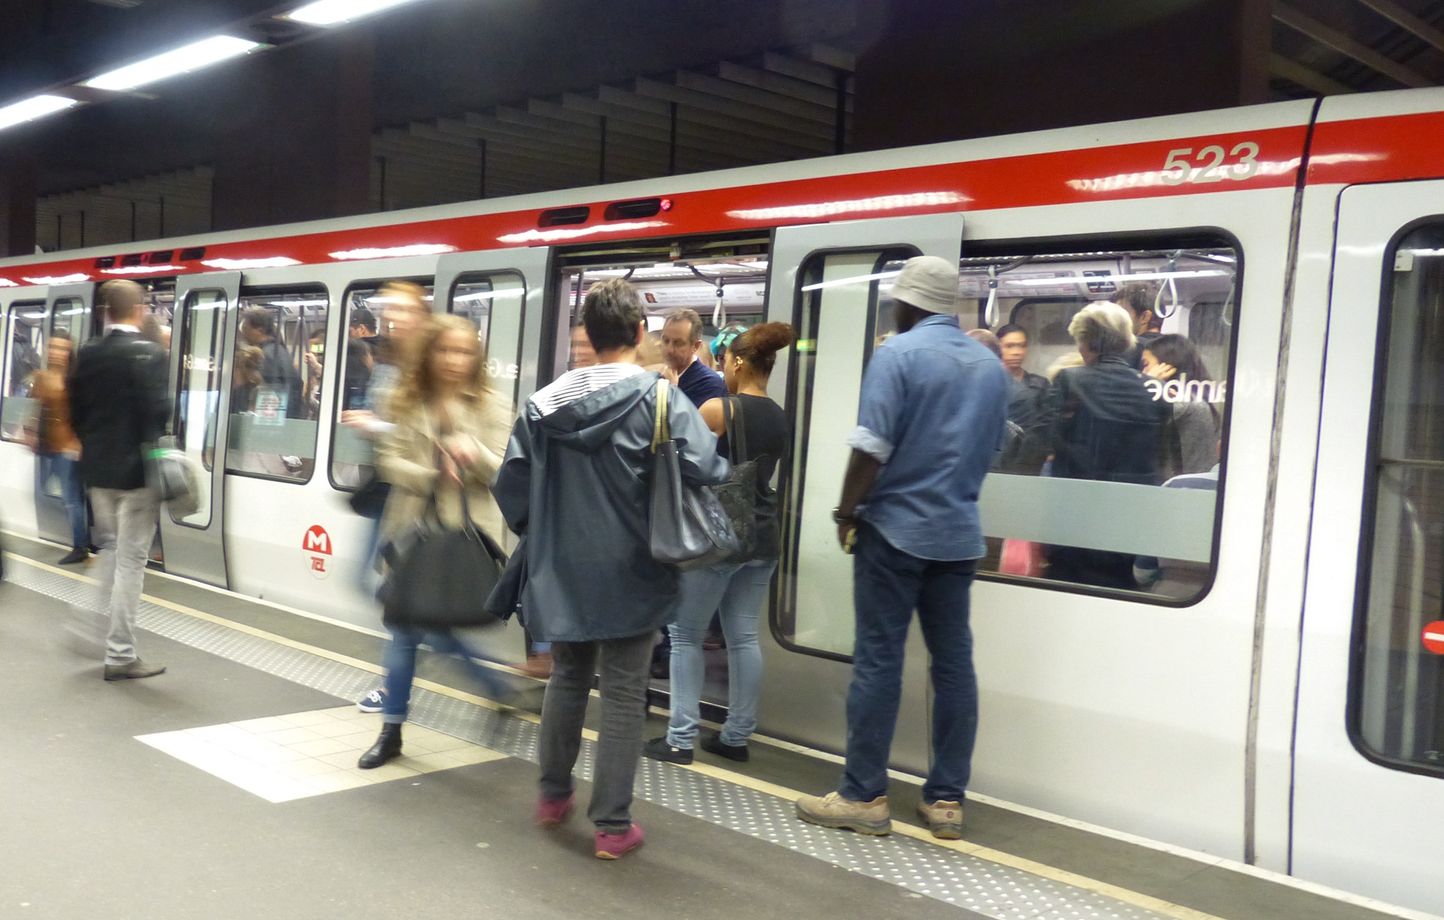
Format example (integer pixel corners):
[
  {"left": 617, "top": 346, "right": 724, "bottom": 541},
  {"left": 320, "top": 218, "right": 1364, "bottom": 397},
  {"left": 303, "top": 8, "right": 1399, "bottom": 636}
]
[
  {"left": 760, "top": 212, "right": 964, "bottom": 779},
  {"left": 1290, "top": 178, "right": 1444, "bottom": 913},
  {"left": 0, "top": 285, "right": 49, "bottom": 540},
  {"left": 157, "top": 270, "right": 242, "bottom": 588}
]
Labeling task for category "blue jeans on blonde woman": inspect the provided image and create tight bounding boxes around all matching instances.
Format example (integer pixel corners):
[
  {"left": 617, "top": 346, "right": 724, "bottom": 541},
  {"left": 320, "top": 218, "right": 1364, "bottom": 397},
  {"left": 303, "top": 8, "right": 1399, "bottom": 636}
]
[
  {"left": 666, "top": 559, "right": 776, "bottom": 749},
  {"left": 380, "top": 626, "right": 513, "bottom": 724}
]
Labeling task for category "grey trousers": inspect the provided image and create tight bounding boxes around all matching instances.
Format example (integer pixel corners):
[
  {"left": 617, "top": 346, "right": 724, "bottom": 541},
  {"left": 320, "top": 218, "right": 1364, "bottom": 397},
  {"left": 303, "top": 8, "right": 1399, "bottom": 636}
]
[
  {"left": 90, "top": 487, "right": 159, "bottom": 666},
  {"left": 538, "top": 631, "right": 655, "bottom": 832}
]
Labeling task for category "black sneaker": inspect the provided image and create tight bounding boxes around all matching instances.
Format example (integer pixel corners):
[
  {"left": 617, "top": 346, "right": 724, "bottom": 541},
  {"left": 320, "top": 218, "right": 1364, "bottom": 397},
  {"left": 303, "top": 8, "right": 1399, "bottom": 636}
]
[
  {"left": 58, "top": 548, "right": 88, "bottom": 565},
  {"left": 357, "top": 688, "right": 386, "bottom": 713},
  {"left": 701, "top": 732, "right": 749, "bottom": 762},
  {"left": 643, "top": 736, "right": 693, "bottom": 764}
]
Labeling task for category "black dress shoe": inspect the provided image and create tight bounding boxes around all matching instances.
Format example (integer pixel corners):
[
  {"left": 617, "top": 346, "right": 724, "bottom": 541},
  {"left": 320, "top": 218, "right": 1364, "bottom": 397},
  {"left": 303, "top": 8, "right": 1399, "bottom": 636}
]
[
  {"left": 642, "top": 736, "right": 693, "bottom": 764},
  {"left": 358, "top": 723, "right": 403, "bottom": 769},
  {"left": 701, "top": 732, "right": 749, "bottom": 762},
  {"left": 58, "top": 548, "right": 89, "bottom": 565}
]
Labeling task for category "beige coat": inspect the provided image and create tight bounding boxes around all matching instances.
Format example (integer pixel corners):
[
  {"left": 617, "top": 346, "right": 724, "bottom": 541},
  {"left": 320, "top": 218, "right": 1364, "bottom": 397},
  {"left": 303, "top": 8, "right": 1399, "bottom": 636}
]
[{"left": 377, "top": 388, "right": 512, "bottom": 549}]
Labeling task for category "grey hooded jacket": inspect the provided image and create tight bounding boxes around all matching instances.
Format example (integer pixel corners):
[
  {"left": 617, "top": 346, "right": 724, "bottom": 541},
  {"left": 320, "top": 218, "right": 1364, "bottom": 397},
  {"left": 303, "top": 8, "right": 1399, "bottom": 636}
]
[{"left": 493, "top": 368, "right": 729, "bottom": 642}]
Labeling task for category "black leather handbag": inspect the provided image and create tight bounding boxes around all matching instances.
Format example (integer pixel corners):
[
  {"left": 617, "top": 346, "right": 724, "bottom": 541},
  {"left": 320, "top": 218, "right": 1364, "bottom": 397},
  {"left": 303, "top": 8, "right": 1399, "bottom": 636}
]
[
  {"left": 380, "top": 492, "right": 506, "bottom": 630},
  {"left": 648, "top": 379, "right": 741, "bottom": 569}
]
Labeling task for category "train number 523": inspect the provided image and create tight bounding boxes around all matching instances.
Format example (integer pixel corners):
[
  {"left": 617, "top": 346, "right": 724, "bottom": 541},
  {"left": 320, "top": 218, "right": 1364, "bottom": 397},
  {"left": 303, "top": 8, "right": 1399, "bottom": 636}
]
[{"left": 1159, "top": 142, "right": 1260, "bottom": 185}]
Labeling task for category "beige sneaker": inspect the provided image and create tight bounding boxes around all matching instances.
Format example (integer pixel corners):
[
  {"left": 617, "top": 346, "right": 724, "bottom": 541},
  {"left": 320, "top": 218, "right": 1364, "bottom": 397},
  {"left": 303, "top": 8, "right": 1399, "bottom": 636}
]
[
  {"left": 917, "top": 799, "right": 964, "bottom": 839},
  {"left": 795, "top": 791, "right": 892, "bottom": 835}
]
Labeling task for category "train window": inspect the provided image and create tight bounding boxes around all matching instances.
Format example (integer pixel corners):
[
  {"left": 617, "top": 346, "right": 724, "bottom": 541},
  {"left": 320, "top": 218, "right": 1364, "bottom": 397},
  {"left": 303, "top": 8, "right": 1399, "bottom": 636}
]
[
  {"left": 777, "top": 240, "right": 1240, "bottom": 658},
  {"left": 1353, "top": 222, "right": 1444, "bottom": 776},
  {"left": 226, "top": 288, "right": 329, "bottom": 483},
  {"left": 449, "top": 271, "right": 526, "bottom": 402},
  {"left": 172, "top": 288, "right": 227, "bottom": 528},
  {"left": 328, "top": 279, "right": 434, "bottom": 491},
  {"left": 1, "top": 302, "right": 46, "bottom": 442},
  {"left": 49, "top": 297, "right": 86, "bottom": 344}
]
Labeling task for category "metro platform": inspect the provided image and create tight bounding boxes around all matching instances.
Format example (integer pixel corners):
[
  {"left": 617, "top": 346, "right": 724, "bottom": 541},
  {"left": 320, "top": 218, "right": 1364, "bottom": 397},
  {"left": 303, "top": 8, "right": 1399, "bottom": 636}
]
[{"left": 0, "top": 532, "right": 1423, "bottom": 920}]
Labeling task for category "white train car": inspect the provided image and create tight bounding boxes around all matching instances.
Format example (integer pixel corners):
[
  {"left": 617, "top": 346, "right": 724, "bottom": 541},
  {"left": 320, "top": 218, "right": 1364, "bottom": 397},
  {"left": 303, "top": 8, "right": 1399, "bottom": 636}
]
[{"left": 3, "top": 86, "right": 1442, "bottom": 916}]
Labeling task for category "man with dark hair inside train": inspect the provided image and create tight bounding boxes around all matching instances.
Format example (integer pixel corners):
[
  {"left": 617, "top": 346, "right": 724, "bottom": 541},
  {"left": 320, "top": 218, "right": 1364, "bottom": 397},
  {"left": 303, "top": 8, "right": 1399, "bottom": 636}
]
[
  {"left": 796, "top": 255, "right": 1008, "bottom": 840},
  {"left": 1113, "top": 282, "right": 1161, "bottom": 368},
  {"left": 994, "top": 322, "right": 1052, "bottom": 473},
  {"left": 659, "top": 308, "right": 727, "bottom": 408},
  {"left": 69, "top": 279, "right": 171, "bottom": 681},
  {"left": 239, "top": 307, "right": 304, "bottom": 419}
]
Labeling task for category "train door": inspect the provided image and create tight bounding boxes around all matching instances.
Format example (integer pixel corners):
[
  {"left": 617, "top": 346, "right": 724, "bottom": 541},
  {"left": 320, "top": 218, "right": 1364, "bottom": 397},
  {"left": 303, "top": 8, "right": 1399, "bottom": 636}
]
[
  {"left": 435, "top": 246, "right": 552, "bottom": 422},
  {"left": 760, "top": 212, "right": 963, "bottom": 774},
  {"left": 0, "top": 289, "right": 47, "bottom": 538},
  {"left": 32, "top": 284, "right": 94, "bottom": 546},
  {"left": 1291, "top": 181, "right": 1444, "bottom": 916},
  {"left": 157, "top": 271, "right": 241, "bottom": 588}
]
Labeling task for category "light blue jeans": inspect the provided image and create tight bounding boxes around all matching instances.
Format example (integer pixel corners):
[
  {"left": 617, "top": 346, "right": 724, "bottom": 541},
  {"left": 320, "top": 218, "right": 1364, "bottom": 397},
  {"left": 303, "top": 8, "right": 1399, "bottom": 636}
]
[{"left": 666, "top": 559, "right": 776, "bottom": 749}]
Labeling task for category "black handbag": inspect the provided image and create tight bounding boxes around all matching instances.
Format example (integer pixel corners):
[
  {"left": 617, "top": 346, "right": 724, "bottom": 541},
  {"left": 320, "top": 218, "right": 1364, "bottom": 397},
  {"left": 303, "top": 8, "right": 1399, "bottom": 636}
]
[
  {"left": 348, "top": 470, "right": 391, "bottom": 519},
  {"left": 715, "top": 397, "right": 758, "bottom": 561},
  {"left": 380, "top": 491, "right": 506, "bottom": 629},
  {"left": 648, "top": 379, "right": 741, "bottom": 569}
]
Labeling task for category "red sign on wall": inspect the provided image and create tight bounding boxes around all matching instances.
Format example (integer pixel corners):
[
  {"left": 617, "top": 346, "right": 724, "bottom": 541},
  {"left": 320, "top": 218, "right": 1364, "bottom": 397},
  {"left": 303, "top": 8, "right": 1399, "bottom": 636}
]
[{"left": 1423, "top": 621, "right": 1444, "bottom": 656}]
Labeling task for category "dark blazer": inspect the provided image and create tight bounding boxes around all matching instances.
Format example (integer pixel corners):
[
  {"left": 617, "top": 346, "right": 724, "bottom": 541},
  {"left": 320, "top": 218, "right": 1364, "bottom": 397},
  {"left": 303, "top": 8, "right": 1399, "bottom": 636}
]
[{"left": 70, "top": 329, "right": 170, "bottom": 490}]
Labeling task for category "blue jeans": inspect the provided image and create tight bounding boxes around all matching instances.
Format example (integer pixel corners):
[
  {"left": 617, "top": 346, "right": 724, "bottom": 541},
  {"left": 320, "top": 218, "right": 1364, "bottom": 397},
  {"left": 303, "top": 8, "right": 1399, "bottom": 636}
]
[
  {"left": 841, "top": 524, "right": 978, "bottom": 805},
  {"left": 38, "top": 452, "right": 88, "bottom": 550},
  {"left": 380, "top": 626, "right": 512, "bottom": 724},
  {"left": 666, "top": 559, "right": 775, "bottom": 748}
]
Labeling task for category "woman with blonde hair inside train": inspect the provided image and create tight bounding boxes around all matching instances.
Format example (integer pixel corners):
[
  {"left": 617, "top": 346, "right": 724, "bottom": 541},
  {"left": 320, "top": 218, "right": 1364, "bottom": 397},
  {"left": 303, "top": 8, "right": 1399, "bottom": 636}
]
[
  {"left": 357, "top": 313, "right": 518, "bottom": 769},
  {"left": 645, "top": 322, "right": 796, "bottom": 765}
]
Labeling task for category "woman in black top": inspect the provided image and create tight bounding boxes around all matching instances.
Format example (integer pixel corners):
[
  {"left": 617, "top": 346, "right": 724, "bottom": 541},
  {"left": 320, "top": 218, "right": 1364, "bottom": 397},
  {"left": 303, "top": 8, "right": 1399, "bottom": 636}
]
[{"left": 645, "top": 323, "right": 794, "bottom": 764}]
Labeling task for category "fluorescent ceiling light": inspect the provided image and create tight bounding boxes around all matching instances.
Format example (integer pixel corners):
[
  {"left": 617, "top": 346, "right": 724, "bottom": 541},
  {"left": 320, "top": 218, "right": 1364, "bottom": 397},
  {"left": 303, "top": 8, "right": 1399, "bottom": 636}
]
[
  {"left": 202, "top": 256, "right": 301, "bottom": 270},
  {"left": 22, "top": 273, "right": 91, "bottom": 285},
  {"left": 328, "top": 243, "right": 457, "bottom": 260},
  {"left": 289, "top": 0, "right": 423, "bottom": 26},
  {"left": 0, "top": 95, "right": 78, "bottom": 131},
  {"left": 83, "top": 36, "right": 263, "bottom": 92}
]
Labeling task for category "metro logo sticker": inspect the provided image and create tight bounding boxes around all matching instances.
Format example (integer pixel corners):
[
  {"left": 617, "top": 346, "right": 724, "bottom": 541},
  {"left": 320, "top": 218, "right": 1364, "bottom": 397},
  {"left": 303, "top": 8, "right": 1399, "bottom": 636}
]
[{"left": 303, "top": 525, "right": 332, "bottom": 579}]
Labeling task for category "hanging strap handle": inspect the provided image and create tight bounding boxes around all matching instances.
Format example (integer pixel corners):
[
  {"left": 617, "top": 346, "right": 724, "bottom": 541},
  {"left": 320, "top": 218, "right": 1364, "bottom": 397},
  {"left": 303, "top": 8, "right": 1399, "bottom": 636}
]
[
  {"left": 984, "top": 264, "right": 999, "bottom": 328},
  {"left": 651, "top": 377, "right": 670, "bottom": 452}
]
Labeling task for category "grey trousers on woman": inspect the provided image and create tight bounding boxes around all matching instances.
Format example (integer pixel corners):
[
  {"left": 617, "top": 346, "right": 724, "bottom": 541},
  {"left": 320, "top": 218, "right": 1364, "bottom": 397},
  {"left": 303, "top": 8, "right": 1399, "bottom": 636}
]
[{"left": 538, "top": 631, "right": 655, "bottom": 832}]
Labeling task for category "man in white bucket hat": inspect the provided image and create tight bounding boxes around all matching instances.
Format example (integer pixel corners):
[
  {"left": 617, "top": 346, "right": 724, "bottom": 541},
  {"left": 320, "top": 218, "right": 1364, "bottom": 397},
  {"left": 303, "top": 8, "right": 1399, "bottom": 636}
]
[{"left": 796, "top": 255, "right": 1008, "bottom": 839}]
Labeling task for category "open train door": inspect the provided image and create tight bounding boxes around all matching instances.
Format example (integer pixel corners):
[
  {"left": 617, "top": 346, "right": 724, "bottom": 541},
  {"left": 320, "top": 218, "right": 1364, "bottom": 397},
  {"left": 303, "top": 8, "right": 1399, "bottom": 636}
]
[
  {"left": 156, "top": 270, "right": 241, "bottom": 588},
  {"left": 759, "top": 212, "right": 963, "bottom": 775},
  {"left": 1290, "top": 179, "right": 1444, "bottom": 916},
  {"left": 32, "top": 283, "right": 94, "bottom": 547}
]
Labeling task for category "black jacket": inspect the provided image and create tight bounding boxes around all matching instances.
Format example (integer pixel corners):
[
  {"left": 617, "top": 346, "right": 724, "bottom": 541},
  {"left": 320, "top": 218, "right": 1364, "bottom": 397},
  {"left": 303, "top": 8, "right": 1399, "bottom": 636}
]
[
  {"left": 70, "top": 330, "right": 170, "bottom": 490},
  {"left": 1047, "top": 355, "right": 1170, "bottom": 486}
]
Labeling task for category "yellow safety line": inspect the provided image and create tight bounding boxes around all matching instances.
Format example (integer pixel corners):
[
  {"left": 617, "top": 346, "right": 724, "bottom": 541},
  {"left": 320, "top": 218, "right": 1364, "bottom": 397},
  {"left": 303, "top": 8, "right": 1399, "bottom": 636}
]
[{"left": 7, "top": 550, "right": 1224, "bottom": 920}]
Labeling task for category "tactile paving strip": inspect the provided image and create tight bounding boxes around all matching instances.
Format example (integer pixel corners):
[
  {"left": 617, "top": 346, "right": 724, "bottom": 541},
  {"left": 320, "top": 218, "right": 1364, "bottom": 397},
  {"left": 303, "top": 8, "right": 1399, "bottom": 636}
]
[{"left": 7, "top": 563, "right": 1169, "bottom": 920}]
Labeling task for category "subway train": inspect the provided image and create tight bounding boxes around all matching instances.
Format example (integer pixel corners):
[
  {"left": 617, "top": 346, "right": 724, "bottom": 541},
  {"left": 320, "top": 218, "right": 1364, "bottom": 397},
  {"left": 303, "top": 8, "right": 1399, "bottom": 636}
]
[{"left": 3, "top": 86, "right": 1443, "bottom": 916}]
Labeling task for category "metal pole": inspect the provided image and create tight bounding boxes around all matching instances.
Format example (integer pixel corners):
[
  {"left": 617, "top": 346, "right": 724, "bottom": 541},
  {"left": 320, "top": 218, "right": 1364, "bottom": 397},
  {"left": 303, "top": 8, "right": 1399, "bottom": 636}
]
[
  {"left": 668, "top": 101, "right": 678, "bottom": 175},
  {"left": 478, "top": 139, "right": 487, "bottom": 199},
  {"left": 598, "top": 116, "right": 608, "bottom": 184}
]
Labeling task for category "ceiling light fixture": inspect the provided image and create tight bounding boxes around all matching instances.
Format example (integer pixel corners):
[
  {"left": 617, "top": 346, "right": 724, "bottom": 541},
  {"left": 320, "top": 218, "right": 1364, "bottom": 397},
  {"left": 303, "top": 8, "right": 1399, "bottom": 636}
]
[
  {"left": 288, "top": 0, "right": 424, "bottom": 26},
  {"left": 83, "top": 35, "right": 264, "bottom": 92},
  {"left": 0, "top": 95, "right": 79, "bottom": 132}
]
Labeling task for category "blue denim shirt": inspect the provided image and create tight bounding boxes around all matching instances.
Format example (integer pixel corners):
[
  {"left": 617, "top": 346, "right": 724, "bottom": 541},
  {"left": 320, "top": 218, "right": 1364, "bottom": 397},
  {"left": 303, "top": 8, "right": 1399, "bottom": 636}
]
[{"left": 848, "top": 314, "right": 1009, "bottom": 561}]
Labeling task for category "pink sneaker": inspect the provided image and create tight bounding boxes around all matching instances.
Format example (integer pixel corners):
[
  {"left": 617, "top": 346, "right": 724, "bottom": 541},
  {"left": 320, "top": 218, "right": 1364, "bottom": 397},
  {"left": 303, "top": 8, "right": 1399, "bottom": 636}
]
[
  {"left": 593, "top": 824, "right": 645, "bottom": 859},
  {"left": 535, "top": 794, "right": 575, "bottom": 827}
]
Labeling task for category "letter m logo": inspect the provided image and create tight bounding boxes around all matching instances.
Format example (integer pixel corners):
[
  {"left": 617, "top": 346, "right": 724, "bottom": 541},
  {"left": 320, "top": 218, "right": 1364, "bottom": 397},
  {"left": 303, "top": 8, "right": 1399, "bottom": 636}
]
[{"left": 303, "top": 525, "right": 332, "bottom": 555}]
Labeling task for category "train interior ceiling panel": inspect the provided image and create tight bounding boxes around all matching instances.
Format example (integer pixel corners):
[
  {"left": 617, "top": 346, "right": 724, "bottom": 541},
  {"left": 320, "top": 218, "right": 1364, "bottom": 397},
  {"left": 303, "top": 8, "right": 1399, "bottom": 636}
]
[{"left": 4, "top": 86, "right": 1444, "bottom": 918}]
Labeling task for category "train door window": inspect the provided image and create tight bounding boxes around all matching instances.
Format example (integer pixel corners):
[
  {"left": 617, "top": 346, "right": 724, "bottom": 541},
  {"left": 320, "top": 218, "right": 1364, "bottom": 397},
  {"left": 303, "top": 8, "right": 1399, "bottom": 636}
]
[
  {"left": 173, "top": 289, "right": 227, "bottom": 528},
  {"left": 776, "top": 247, "right": 916, "bottom": 657},
  {"left": 449, "top": 271, "right": 525, "bottom": 397},
  {"left": 1354, "top": 222, "right": 1444, "bottom": 775},
  {"left": 49, "top": 297, "right": 86, "bottom": 344},
  {"left": 227, "top": 288, "right": 328, "bottom": 483},
  {"left": 933, "top": 242, "right": 1239, "bottom": 603},
  {"left": 1, "top": 302, "right": 45, "bottom": 442},
  {"left": 328, "top": 279, "right": 434, "bottom": 491}
]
